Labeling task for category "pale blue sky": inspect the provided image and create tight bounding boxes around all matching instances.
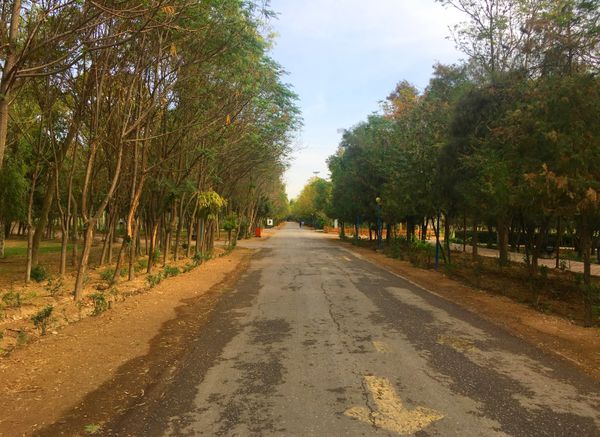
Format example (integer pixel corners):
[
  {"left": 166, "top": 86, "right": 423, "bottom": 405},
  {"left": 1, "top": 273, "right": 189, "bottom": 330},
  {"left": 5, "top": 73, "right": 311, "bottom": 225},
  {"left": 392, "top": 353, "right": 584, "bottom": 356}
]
[{"left": 268, "top": 0, "right": 464, "bottom": 199}]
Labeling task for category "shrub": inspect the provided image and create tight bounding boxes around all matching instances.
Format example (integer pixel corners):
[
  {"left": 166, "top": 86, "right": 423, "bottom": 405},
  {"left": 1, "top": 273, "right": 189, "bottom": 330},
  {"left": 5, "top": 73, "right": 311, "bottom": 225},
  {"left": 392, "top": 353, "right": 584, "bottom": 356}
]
[
  {"left": 539, "top": 265, "right": 549, "bottom": 280},
  {"left": 100, "top": 268, "right": 116, "bottom": 283},
  {"left": 146, "top": 273, "right": 163, "bottom": 288},
  {"left": 1, "top": 291, "right": 22, "bottom": 308},
  {"left": 45, "top": 278, "right": 64, "bottom": 297},
  {"left": 16, "top": 330, "right": 28, "bottom": 346},
  {"left": 89, "top": 293, "right": 108, "bottom": 316},
  {"left": 163, "top": 265, "right": 180, "bottom": 278},
  {"left": 182, "top": 263, "right": 195, "bottom": 273},
  {"left": 31, "top": 265, "right": 48, "bottom": 282},
  {"left": 152, "top": 249, "right": 161, "bottom": 262},
  {"left": 137, "top": 258, "right": 148, "bottom": 269},
  {"left": 31, "top": 305, "right": 53, "bottom": 335}
]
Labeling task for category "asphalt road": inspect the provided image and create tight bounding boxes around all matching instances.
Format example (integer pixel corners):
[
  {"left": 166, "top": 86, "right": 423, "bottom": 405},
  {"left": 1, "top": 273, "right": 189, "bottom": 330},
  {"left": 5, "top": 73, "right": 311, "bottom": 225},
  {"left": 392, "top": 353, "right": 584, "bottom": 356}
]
[{"left": 108, "top": 223, "right": 600, "bottom": 436}]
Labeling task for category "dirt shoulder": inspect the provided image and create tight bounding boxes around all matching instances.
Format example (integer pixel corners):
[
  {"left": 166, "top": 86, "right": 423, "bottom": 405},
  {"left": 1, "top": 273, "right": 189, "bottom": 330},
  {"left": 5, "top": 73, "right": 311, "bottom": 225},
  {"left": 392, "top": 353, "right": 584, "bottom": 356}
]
[
  {"left": 0, "top": 247, "right": 254, "bottom": 436},
  {"left": 336, "top": 240, "right": 600, "bottom": 382}
]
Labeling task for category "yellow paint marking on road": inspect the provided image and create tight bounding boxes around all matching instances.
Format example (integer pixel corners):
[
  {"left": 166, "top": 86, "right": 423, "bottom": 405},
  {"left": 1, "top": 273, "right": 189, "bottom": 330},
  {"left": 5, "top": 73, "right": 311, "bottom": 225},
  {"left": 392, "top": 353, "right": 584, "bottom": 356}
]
[
  {"left": 345, "top": 376, "right": 444, "bottom": 435},
  {"left": 372, "top": 341, "right": 388, "bottom": 353},
  {"left": 437, "top": 335, "right": 476, "bottom": 353}
]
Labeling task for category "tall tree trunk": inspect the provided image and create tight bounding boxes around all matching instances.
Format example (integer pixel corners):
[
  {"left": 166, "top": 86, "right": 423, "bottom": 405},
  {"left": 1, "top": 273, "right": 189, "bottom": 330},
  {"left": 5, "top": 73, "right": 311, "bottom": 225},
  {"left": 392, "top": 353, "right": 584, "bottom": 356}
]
[
  {"left": 128, "top": 220, "right": 138, "bottom": 281},
  {"left": 147, "top": 221, "right": 159, "bottom": 274},
  {"left": 497, "top": 217, "right": 509, "bottom": 266},
  {"left": 555, "top": 217, "right": 562, "bottom": 269},
  {"left": 174, "top": 199, "right": 185, "bottom": 261},
  {"left": 580, "top": 215, "right": 594, "bottom": 327},
  {"left": 0, "top": 219, "right": 4, "bottom": 258},
  {"left": 462, "top": 213, "right": 467, "bottom": 252},
  {"left": 74, "top": 223, "right": 95, "bottom": 299},
  {"left": 472, "top": 217, "right": 479, "bottom": 260},
  {"left": 444, "top": 213, "right": 452, "bottom": 264},
  {"left": 0, "top": 0, "right": 22, "bottom": 170}
]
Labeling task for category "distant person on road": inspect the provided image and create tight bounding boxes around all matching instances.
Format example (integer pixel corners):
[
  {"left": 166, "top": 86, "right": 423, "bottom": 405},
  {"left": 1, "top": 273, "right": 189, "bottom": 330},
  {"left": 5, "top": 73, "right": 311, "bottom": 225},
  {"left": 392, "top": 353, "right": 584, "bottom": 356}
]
[{"left": 300, "top": 221, "right": 304, "bottom": 228}]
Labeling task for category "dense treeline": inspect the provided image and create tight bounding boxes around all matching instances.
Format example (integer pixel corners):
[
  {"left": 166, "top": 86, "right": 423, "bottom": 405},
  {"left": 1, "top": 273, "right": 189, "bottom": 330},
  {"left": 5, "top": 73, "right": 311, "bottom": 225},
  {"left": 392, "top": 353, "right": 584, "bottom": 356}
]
[
  {"left": 327, "top": 0, "right": 600, "bottom": 325},
  {"left": 0, "top": 0, "right": 299, "bottom": 297},
  {"left": 289, "top": 177, "right": 332, "bottom": 229}
]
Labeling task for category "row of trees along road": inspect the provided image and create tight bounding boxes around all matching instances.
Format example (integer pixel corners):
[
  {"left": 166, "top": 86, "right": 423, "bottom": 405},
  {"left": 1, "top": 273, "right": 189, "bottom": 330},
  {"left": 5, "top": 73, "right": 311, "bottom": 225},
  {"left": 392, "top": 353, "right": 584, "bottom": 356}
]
[
  {"left": 327, "top": 0, "right": 600, "bottom": 326},
  {"left": 0, "top": 0, "right": 300, "bottom": 298}
]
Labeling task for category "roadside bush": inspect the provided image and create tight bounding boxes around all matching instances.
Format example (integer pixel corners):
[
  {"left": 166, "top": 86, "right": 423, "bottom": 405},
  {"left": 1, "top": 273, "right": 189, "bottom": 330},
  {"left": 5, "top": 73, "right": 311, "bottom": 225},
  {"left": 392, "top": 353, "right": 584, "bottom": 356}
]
[
  {"left": 31, "top": 305, "right": 53, "bottom": 335},
  {"left": 163, "top": 265, "right": 180, "bottom": 278},
  {"left": 16, "top": 330, "right": 28, "bottom": 346},
  {"left": 89, "top": 293, "right": 109, "bottom": 316},
  {"left": 45, "top": 278, "right": 64, "bottom": 297},
  {"left": 31, "top": 265, "right": 48, "bottom": 282},
  {"left": 146, "top": 273, "right": 163, "bottom": 288},
  {"left": 192, "top": 252, "right": 211, "bottom": 265},
  {"left": 100, "top": 268, "right": 116, "bottom": 283},
  {"left": 1, "top": 290, "right": 22, "bottom": 308},
  {"left": 137, "top": 259, "right": 148, "bottom": 271}
]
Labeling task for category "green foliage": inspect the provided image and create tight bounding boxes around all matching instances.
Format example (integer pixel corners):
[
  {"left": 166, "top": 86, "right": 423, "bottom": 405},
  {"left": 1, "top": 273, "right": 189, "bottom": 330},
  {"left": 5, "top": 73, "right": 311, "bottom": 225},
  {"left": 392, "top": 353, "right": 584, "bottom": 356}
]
[
  {"left": 198, "top": 191, "right": 227, "bottom": 218},
  {"left": 136, "top": 259, "right": 149, "bottom": 272},
  {"left": 291, "top": 177, "right": 332, "bottom": 228},
  {"left": 84, "top": 424, "right": 102, "bottom": 435},
  {"left": 146, "top": 273, "right": 163, "bottom": 288},
  {"left": 16, "top": 330, "right": 28, "bottom": 346},
  {"left": 222, "top": 215, "right": 239, "bottom": 232},
  {"left": 45, "top": 278, "right": 65, "bottom": 297},
  {"left": 1, "top": 290, "right": 22, "bottom": 308},
  {"left": 89, "top": 293, "right": 108, "bottom": 316},
  {"left": 30, "top": 265, "right": 48, "bottom": 283},
  {"left": 163, "top": 265, "right": 180, "bottom": 278},
  {"left": 31, "top": 306, "right": 53, "bottom": 335},
  {"left": 100, "top": 268, "right": 116, "bottom": 283}
]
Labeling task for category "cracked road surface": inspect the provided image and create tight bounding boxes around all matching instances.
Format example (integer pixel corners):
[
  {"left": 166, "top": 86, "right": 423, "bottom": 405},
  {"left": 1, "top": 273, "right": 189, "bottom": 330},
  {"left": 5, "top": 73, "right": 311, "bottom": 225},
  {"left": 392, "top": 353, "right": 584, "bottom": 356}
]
[{"left": 107, "top": 224, "right": 600, "bottom": 436}]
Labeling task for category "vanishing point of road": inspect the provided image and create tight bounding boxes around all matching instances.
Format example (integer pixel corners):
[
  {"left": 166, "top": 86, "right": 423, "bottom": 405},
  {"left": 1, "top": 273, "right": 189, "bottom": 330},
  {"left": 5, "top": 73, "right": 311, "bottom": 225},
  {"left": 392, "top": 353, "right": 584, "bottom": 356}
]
[{"left": 108, "top": 223, "right": 599, "bottom": 436}]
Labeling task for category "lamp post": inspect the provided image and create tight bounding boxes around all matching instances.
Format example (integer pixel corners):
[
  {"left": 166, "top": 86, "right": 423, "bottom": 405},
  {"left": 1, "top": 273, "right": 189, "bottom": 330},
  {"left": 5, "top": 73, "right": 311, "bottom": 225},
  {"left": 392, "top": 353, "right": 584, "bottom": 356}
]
[{"left": 376, "top": 197, "right": 382, "bottom": 249}]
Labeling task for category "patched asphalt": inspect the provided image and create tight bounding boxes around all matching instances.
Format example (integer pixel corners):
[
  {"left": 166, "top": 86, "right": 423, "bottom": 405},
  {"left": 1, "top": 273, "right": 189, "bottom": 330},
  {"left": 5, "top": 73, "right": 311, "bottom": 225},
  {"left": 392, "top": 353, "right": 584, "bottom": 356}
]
[{"left": 46, "top": 224, "right": 600, "bottom": 436}]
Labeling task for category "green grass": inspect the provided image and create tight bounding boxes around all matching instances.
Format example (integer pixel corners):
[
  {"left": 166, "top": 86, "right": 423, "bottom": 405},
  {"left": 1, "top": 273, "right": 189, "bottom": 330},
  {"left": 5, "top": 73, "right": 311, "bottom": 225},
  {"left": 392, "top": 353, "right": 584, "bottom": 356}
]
[{"left": 3, "top": 242, "right": 78, "bottom": 258}]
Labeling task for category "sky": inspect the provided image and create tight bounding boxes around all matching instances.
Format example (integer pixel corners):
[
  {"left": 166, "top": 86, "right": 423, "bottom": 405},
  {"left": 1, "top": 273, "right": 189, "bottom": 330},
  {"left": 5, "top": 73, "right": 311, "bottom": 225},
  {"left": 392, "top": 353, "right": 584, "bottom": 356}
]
[{"left": 267, "top": 0, "right": 465, "bottom": 199}]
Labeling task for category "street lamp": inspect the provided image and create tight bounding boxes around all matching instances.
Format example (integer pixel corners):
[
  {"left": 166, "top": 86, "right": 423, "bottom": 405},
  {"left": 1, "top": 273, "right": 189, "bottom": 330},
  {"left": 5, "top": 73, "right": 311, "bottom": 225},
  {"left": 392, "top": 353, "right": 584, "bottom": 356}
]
[{"left": 376, "top": 197, "right": 382, "bottom": 249}]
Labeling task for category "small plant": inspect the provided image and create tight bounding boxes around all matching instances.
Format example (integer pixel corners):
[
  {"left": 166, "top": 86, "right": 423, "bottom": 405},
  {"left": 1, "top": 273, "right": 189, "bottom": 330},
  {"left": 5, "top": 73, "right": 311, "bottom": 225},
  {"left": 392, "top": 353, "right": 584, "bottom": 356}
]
[
  {"left": 137, "top": 259, "right": 149, "bottom": 271},
  {"left": 152, "top": 249, "right": 161, "bottom": 262},
  {"left": 559, "top": 259, "right": 568, "bottom": 271},
  {"left": 31, "top": 305, "right": 54, "bottom": 335},
  {"left": 77, "top": 300, "right": 85, "bottom": 321},
  {"left": 163, "top": 265, "right": 180, "bottom": 278},
  {"left": 192, "top": 252, "right": 204, "bottom": 265},
  {"left": 182, "top": 263, "right": 195, "bottom": 273},
  {"left": 89, "top": 293, "right": 109, "bottom": 316},
  {"left": 539, "top": 265, "right": 549, "bottom": 280},
  {"left": 31, "top": 265, "right": 48, "bottom": 282},
  {"left": 46, "top": 278, "right": 64, "bottom": 297},
  {"left": 1, "top": 290, "right": 22, "bottom": 309},
  {"left": 84, "top": 424, "right": 102, "bottom": 435},
  {"left": 100, "top": 268, "right": 116, "bottom": 283},
  {"left": 16, "top": 330, "right": 28, "bottom": 346},
  {"left": 146, "top": 273, "right": 163, "bottom": 288}
]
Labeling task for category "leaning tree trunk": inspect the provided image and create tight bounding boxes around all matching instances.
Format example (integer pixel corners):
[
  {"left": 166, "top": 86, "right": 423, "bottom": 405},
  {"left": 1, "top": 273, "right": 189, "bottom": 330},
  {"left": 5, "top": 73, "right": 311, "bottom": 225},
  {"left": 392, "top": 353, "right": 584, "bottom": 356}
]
[{"left": 147, "top": 221, "right": 159, "bottom": 274}]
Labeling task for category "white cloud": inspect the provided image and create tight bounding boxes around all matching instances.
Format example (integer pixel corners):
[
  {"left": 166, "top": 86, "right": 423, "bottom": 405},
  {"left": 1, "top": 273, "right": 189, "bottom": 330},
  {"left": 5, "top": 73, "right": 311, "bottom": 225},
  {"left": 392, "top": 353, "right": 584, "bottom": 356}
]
[{"left": 271, "top": 0, "right": 465, "bottom": 199}]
